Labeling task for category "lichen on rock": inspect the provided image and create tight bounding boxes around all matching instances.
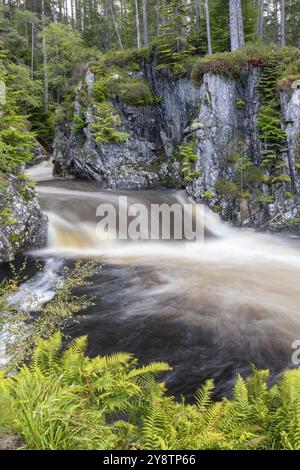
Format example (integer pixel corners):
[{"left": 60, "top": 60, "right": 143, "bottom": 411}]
[{"left": 0, "top": 176, "right": 47, "bottom": 262}]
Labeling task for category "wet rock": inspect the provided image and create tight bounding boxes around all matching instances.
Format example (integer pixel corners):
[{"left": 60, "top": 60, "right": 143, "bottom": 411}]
[{"left": 0, "top": 176, "right": 47, "bottom": 262}]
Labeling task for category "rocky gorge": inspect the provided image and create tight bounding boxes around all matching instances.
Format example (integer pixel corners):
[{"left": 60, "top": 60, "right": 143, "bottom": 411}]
[
  {"left": 1, "top": 48, "right": 300, "bottom": 263},
  {"left": 52, "top": 51, "right": 300, "bottom": 233}
]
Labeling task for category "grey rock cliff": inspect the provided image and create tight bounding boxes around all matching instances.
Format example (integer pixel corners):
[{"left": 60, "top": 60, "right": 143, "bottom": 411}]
[
  {"left": 185, "top": 70, "right": 300, "bottom": 230},
  {"left": 53, "top": 62, "right": 300, "bottom": 232},
  {"left": 0, "top": 176, "right": 47, "bottom": 262},
  {"left": 53, "top": 67, "right": 199, "bottom": 189}
]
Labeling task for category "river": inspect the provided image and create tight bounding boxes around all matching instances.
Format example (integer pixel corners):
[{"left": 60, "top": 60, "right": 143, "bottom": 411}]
[{"left": 1, "top": 160, "right": 300, "bottom": 399}]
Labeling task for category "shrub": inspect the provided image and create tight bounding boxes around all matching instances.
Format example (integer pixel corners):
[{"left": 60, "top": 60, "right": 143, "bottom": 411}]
[
  {"left": 104, "top": 48, "right": 151, "bottom": 70},
  {"left": 107, "top": 73, "right": 157, "bottom": 107},
  {"left": 191, "top": 45, "right": 300, "bottom": 84},
  {"left": 278, "top": 75, "right": 300, "bottom": 91},
  {"left": 191, "top": 45, "right": 268, "bottom": 82}
]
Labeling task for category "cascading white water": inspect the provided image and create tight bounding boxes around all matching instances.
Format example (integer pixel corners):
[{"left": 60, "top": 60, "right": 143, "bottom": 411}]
[
  {"left": 4, "top": 159, "right": 298, "bottom": 397},
  {"left": 28, "top": 169, "right": 300, "bottom": 348}
]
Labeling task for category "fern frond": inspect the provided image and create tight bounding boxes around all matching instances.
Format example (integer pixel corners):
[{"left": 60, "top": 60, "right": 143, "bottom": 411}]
[
  {"left": 31, "top": 332, "right": 62, "bottom": 376},
  {"left": 195, "top": 379, "right": 214, "bottom": 412},
  {"left": 128, "top": 362, "right": 171, "bottom": 379}
]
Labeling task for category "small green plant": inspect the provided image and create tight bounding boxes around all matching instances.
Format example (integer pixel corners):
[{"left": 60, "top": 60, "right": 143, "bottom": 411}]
[
  {"left": 19, "top": 187, "right": 34, "bottom": 202},
  {"left": 0, "top": 207, "right": 15, "bottom": 226},
  {"left": 72, "top": 113, "right": 86, "bottom": 134},
  {"left": 203, "top": 191, "right": 214, "bottom": 200},
  {"left": 287, "top": 217, "right": 300, "bottom": 225},
  {"left": 90, "top": 103, "right": 128, "bottom": 144},
  {"left": 27, "top": 180, "right": 36, "bottom": 189},
  {"left": 257, "top": 54, "right": 288, "bottom": 181},
  {"left": 9, "top": 233, "right": 21, "bottom": 245},
  {"left": 236, "top": 98, "right": 245, "bottom": 109},
  {"left": 178, "top": 139, "right": 199, "bottom": 184},
  {"left": 254, "top": 193, "right": 274, "bottom": 204},
  {"left": 107, "top": 73, "right": 157, "bottom": 107},
  {"left": 93, "top": 76, "right": 109, "bottom": 103}
]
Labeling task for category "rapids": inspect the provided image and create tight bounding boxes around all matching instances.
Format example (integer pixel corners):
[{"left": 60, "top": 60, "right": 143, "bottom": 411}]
[{"left": 1, "top": 160, "right": 300, "bottom": 398}]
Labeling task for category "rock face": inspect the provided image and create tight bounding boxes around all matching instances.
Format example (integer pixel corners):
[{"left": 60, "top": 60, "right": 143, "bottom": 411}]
[
  {"left": 53, "top": 62, "right": 300, "bottom": 231},
  {"left": 186, "top": 70, "right": 300, "bottom": 230},
  {"left": 53, "top": 67, "right": 199, "bottom": 189},
  {"left": 0, "top": 176, "right": 47, "bottom": 262}
]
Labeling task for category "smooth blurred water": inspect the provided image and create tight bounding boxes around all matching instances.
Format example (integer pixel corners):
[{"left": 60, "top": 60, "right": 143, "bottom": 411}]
[{"left": 1, "top": 162, "right": 300, "bottom": 399}]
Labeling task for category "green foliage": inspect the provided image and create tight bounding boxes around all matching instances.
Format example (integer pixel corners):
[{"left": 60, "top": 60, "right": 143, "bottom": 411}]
[
  {"left": 177, "top": 139, "right": 200, "bottom": 184},
  {"left": 72, "top": 112, "right": 87, "bottom": 135},
  {"left": 2, "top": 337, "right": 300, "bottom": 450},
  {"left": 216, "top": 179, "right": 240, "bottom": 198},
  {"left": 90, "top": 103, "right": 128, "bottom": 144},
  {"left": 104, "top": 48, "right": 151, "bottom": 70},
  {"left": 191, "top": 45, "right": 300, "bottom": 83},
  {"left": 0, "top": 261, "right": 98, "bottom": 367},
  {"left": 0, "top": 49, "right": 35, "bottom": 173},
  {"left": 42, "top": 23, "right": 95, "bottom": 101},
  {"left": 154, "top": 1, "right": 196, "bottom": 73},
  {"left": 191, "top": 45, "right": 269, "bottom": 82},
  {"left": 236, "top": 98, "right": 245, "bottom": 109},
  {"left": 93, "top": 77, "right": 109, "bottom": 103},
  {"left": 0, "top": 207, "right": 15, "bottom": 226},
  {"left": 6, "top": 63, "right": 43, "bottom": 113},
  {"left": 257, "top": 54, "right": 288, "bottom": 179},
  {"left": 254, "top": 193, "right": 274, "bottom": 204},
  {"left": 94, "top": 61, "right": 158, "bottom": 107},
  {"left": 108, "top": 74, "right": 157, "bottom": 106}
]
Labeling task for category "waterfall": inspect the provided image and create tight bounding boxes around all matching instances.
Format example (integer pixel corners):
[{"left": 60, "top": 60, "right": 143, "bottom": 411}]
[{"left": 3, "top": 160, "right": 299, "bottom": 397}]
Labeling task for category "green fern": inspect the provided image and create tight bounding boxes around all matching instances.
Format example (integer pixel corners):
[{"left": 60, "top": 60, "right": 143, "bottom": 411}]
[{"left": 2, "top": 334, "right": 300, "bottom": 450}]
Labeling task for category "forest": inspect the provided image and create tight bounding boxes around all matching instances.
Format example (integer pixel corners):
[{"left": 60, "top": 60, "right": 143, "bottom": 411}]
[{"left": 0, "top": 0, "right": 300, "bottom": 453}]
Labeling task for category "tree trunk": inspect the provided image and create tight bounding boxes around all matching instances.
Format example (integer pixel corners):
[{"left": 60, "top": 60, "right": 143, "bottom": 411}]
[
  {"left": 107, "top": 0, "right": 124, "bottom": 49},
  {"left": 280, "top": 0, "right": 286, "bottom": 45},
  {"left": 236, "top": 0, "right": 245, "bottom": 48},
  {"left": 70, "top": 0, "right": 75, "bottom": 28},
  {"left": 31, "top": 22, "right": 35, "bottom": 80},
  {"left": 142, "top": 0, "right": 148, "bottom": 46},
  {"left": 205, "top": 0, "right": 212, "bottom": 55},
  {"left": 258, "top": 0, "right": 264, "bottom": 41},
  {"left": 41, "top": 0, "right": 49, "bottom": 112},
  {"left": 195, "top": 0, "right": 201, "bottom": 34},
  {"left": 229, "top": 0, "right": 245, "bottom": 51},
  {"left": 156, "top": 0, "right": 159, "bottom": 36},
  {"left": 134, "top": 0, "right": 141, "bottom": 48}
]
